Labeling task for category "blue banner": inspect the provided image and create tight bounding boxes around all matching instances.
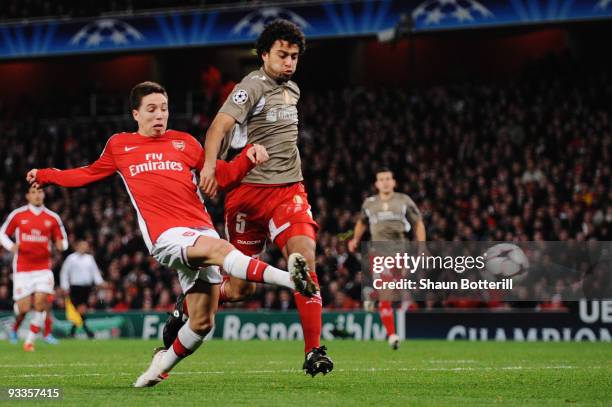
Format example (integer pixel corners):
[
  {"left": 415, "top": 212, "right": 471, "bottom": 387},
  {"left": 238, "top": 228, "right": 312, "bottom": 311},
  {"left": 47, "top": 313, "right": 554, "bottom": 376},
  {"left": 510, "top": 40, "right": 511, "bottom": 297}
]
[{"left": 0, "top": 0, "right": 611, "bottom": 59}]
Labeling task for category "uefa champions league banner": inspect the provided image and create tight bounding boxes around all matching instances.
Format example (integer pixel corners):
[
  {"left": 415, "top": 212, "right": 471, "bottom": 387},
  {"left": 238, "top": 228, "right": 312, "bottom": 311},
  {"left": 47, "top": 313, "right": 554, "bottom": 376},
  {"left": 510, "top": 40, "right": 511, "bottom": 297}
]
[
  {"left": 1, "top": 0, "right": 612, "bottom": 59},
  {"left": 0, "top": 302, "right": 610, "bottom": 341}
]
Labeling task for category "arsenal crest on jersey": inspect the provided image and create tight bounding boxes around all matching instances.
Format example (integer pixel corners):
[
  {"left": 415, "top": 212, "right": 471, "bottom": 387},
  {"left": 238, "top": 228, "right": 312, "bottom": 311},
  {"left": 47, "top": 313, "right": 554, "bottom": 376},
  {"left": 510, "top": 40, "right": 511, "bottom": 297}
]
[{"left": 172, "top": 140, "right": 185, "bottom": 151}]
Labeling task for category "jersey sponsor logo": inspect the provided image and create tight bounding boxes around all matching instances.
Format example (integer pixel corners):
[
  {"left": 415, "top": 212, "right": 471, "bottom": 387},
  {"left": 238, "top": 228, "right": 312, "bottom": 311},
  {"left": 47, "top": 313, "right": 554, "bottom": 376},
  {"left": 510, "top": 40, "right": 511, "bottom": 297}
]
[
  {"left": 265, "top": 106, "right": 298, "bottom": 122},
  {"left": 172, "top": 140, "right": 185, "bottom": 151},
  {"left": 376, "top": 211, "right": 403, "bottom": 222},
  {"left": 236, "top": 239, "right": 262, "bottom": 245},
  {"left": 232, "top": 89, "right": 249, "bottom": 105},
  {"left": 124, "top": 146, "right": 138, "bottom": 152},
  {"left": 128, "top": 153, "right": 184, "bottom": 176},
  {"left": 21, "top": 229, "right": 49, "bottom": 243}
]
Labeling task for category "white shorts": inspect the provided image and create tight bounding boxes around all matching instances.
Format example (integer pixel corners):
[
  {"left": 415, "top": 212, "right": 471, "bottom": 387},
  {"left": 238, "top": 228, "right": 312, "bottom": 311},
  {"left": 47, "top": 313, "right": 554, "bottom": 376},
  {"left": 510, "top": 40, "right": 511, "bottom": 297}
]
[
  {"left": 13, "top": 270, "right": 55, "bottom": 301},
  {"left": 152, "top": 227, "right": 222, "bottom": 293}
]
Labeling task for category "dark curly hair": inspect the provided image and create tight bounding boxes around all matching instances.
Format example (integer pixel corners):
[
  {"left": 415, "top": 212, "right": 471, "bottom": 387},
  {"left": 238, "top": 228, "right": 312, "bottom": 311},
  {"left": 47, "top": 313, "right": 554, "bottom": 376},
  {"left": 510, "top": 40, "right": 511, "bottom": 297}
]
[{"left": 255, "top": 19, "right": 306, "bottom": 59}]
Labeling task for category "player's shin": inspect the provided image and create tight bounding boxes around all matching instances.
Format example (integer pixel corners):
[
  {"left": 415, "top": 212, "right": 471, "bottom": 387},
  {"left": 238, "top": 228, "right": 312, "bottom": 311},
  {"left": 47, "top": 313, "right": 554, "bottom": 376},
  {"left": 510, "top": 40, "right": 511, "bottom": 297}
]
[
  {"left": 222, "top": 249, "right": 294, "bottom": 289},
  {"left": 294, "top": 271, "right": 323, "bottom": 353},
  {"left": 379, "top": 301, "right": 396, "bottom": 337},
  {"left": 25, "top": 311, "right": 46, "bottom": 344},
  {"left": 158, "top": 323, "right": 204, "bottom": 373}
]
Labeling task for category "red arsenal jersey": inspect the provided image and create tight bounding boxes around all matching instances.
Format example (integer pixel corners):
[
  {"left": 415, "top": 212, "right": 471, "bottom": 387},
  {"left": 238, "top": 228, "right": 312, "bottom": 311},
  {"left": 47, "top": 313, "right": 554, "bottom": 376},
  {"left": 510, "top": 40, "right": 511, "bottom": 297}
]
[
  {"left": 0, "top": 205, "right": 67, "bottom": 272},
  {"left": 36, "top": 130, "right": 254, "bottom": 251}
]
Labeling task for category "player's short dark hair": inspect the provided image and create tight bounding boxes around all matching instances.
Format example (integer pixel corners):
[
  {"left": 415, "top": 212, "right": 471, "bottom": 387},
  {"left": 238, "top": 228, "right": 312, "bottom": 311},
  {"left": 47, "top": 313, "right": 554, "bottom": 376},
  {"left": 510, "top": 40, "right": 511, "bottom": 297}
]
[
  {"left": 129, "top": 81, "right": 168, "bottom": 110},
  {"left": 255, "top": 19, "right": 306, "bottom": 59},
  {"left": 376, "top": 168, "right": 394, "bottom": 177}
]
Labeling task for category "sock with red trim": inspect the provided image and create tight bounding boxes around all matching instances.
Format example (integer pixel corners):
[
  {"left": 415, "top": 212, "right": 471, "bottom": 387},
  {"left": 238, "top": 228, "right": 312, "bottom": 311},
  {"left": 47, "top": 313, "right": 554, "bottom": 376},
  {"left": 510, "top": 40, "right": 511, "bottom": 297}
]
[
  {"left": 379, "top": 301, "right": 396, "bottom": 336},
  {"left": 159, "top": 323, "right": 204, "bottom": 373},
  {"left": 44, "top": 313, "right": 53, "bottom": 337},
  {"left": 218, "top": 276, "right": 230, "bottom": 304},
  {"left": 13, "top": 313, "right": 25, "bottom": 333},
  {"left": 223, "top": 249, "right": 294, "bottom": 289},
  {"left": 25, "top": 311, "right": 46, "bottom": 344},
  {"left": 294, "top": 271, "right": 323, "bottom": 353}
]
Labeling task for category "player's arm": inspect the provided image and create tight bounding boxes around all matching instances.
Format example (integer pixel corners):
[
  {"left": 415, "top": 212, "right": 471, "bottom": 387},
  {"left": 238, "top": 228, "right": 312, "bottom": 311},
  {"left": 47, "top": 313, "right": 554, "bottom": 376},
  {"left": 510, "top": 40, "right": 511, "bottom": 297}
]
[
  {"left": 0, "top": 214, "right": 18, "bottom": 253},
  {"left": 200, "top": 112, "right": 236, "bottom": 197},
  {"left": 52, "top": 217, "right": 69, "bottom": 252},
  {"left": 214, "top": 144, "right": 268, "bottom": 190},
  {"left": 349, "top": 202, "right": 369, "bottom": 253},
  {"left": 348, "top": 218, "right": 368, "bottom": 253},
  {"left": 27, "top": 139, "right": 117, "bottom": 188},
  {"left": 91, "top": 257, "right": 105, "bottom": 288},
  {"left": 197, "top": 144, "right": 268, "bottom": 191},
  {"left": 201, "top": 81, "right": 262, "bottom": 197},
  {"left": 59, "top": 257, "right": 71, "bottom": 294},
  {"left": 405, "top": 196, "right": 426, "bottom": 242}
]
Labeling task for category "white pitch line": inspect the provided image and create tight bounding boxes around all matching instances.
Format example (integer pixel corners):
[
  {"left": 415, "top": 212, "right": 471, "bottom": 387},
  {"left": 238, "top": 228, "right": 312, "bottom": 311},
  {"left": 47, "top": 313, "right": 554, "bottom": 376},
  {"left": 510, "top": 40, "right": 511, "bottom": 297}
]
[{"left": 0, "top": 365, "right": 599, "bottom": 379}]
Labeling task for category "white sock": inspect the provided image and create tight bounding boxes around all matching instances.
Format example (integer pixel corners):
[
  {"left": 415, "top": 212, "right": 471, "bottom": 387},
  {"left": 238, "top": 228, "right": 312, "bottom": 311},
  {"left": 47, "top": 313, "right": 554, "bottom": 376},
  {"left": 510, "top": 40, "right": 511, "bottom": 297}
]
[
  {"left": 25, "top": 311, "right": 46, "bottom": 344},
  {"left": 222, "top": 249, "right": 294, "bottom": 290},
  {"left": 159, "top": 323, "right": 204, "bottom": 373}
]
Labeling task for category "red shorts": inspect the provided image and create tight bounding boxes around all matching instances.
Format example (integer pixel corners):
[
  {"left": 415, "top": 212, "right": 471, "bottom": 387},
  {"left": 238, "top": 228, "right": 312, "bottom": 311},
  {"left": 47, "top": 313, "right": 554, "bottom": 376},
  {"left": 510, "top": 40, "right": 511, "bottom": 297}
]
[{"left": 224, "top": 182, "right": 318, "bottom": 256}]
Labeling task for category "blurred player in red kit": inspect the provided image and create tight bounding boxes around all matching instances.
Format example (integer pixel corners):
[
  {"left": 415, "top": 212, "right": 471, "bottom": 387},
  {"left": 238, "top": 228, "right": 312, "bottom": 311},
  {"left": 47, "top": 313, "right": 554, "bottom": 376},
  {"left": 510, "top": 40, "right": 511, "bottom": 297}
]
[
  {"left": 199, "top": 19, "right": 333, "bottom": 376},
  {"left": 0, "top": 186, "right": 68, "bottom": 351},
  {"left": 26, "top": 81, "right": 316, "bottom": 387}
]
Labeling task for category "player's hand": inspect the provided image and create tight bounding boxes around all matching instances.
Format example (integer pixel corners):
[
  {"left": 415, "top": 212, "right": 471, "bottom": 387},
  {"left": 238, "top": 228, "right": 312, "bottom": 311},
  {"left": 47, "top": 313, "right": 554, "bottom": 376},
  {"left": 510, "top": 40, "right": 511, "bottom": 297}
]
[
  {"left": 10, "top": 244, "right": 18, "bottom": 254},
  {"left": 26, "top": 169, "right": 41, "bottom": 189},
  {"left": 348, "top": 238, "right": 359, "bottom": 253},
  {"left": 246, "top": 144, "right": 269, "bottom": 165},
  {"left": 199, "top": 163, "right": 218, "bottom": 198}
]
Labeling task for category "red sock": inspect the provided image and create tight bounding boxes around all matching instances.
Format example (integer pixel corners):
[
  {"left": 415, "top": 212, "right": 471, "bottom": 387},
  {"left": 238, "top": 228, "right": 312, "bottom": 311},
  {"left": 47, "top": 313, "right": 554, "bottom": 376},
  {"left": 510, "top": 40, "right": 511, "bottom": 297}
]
[
  {"left": 379, "top": 301, "right": 396, "bottom": 336},
  {"left": 294, "top": 271, "right": 322, "bottom": 353},
  {"left": 13, "top": 314, "right": 25, "bottom": 332},
  {"left": 44, "top": 314, "right": 52, "bottom": 337}
]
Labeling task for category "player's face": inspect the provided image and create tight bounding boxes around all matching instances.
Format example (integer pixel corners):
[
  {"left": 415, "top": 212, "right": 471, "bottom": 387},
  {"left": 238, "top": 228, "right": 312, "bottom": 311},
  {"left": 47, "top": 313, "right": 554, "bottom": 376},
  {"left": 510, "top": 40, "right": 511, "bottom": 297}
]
[
  {"left": 262, "top": 40, "right": 300, "bottom": 82},
  {"left": 132, "top": 93, "right": 169, "bottom": 137},
  {"left": 375, "top": 172, "right": 396, "bottom": 194},
  {"left": 77, "top": 241, "right": 89, "bottom": 253},
  {"left": 25, "top": 187, "right": 45, "bottom": 206}
]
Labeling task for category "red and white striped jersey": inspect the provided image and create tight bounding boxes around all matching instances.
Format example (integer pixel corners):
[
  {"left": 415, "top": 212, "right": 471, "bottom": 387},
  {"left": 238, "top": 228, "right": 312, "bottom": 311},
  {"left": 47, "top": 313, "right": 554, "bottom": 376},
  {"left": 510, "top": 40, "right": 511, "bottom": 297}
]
[
  {"left": 0, "top": 204, "right": 68, "bottom": 272},
  {"left": 36, "top": 130, "right": 254, "bottom": 251}
]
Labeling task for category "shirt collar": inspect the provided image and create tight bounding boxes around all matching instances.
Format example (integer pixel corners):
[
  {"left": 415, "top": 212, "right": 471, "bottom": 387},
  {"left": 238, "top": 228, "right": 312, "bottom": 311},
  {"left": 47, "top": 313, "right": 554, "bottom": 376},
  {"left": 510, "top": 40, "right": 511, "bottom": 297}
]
[{"left": 28, "top": 204, "right": 44, "bottom": 215}]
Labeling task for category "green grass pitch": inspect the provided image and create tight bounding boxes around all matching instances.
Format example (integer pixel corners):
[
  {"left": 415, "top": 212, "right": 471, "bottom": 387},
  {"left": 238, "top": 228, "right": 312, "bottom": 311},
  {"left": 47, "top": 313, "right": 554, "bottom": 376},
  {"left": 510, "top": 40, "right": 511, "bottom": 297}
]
[{"left": 0, "top": 340, "right": 610, "bottom": 406}]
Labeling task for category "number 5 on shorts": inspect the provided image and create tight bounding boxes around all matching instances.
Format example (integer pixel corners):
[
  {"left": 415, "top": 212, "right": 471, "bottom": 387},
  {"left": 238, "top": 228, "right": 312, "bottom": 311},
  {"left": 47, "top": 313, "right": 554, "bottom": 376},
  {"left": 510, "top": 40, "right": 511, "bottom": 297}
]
[{"left": 236, "top": 213, "right": 246, "bottom": 234}]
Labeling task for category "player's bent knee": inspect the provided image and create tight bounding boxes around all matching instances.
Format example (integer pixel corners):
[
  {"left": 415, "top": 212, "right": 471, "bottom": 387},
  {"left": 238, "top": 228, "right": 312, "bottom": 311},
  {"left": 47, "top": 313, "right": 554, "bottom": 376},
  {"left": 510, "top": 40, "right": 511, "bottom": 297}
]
[{"left": 188, "top": 314, "right": 215, "bottom": 336}]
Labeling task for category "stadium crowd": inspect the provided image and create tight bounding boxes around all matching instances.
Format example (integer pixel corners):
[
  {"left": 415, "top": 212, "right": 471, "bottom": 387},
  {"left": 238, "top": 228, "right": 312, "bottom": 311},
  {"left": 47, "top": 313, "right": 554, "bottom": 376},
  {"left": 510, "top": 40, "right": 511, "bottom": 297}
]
[{"left": 0, "top": 56, "right": 610, "bottom": 312}]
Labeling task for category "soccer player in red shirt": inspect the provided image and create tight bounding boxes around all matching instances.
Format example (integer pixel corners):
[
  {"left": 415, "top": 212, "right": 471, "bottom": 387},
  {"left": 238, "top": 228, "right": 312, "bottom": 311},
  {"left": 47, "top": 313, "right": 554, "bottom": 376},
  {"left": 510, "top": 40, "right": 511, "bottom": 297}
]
[
  {"left": 26, "top": 81, "right": 316, "bottom": 387},
  {"left": 0, "top": 186, "right": 68, "bottom": 351},
  {"left": 200, "top": 20, "right": 333, "bottom": 376}
]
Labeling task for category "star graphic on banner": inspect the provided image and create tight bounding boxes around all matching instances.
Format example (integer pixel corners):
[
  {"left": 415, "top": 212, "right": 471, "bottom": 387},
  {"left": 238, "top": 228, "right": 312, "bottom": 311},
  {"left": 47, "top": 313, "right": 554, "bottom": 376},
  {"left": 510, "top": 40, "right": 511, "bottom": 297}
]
[
  {"left": 425, "top": 8, "right": 444, "bottom": 24},
  {"left": 453, "top": 7, "right": 474, "bottom": 21},
  {"left": 85, "top": 32, "right": 103, "bottom": 46}
]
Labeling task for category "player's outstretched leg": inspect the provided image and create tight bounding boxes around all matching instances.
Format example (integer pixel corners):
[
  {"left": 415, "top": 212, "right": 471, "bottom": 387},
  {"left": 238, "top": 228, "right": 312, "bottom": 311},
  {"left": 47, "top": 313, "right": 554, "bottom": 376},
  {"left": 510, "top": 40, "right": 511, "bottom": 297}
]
[
  {"left": 186, "top": 236, "right": 317, "bottom": 297},
  {"left": 134, "top": 281, "right": 216, "bottom": 387}
]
